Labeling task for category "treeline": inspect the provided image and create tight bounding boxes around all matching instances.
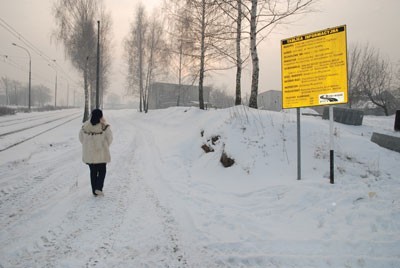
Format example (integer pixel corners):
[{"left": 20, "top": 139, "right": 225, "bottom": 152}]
[
  {"left": 51, "top": 0, "right": 315, "bottom": 118},
  {"left": 52, "top": 0, "right": 112, "bottom": 121},
  {"left": 124, "top": 0, "right": 315, "bottom": 112},
  {"left": 50, "top": 0, "right": 399, "bottom": 117},
  {"left": 348, "top": 44, "right": 400, "bottom": 116},
  {"left": 0, "top": 77, "right": 52, "bottom": 107}
]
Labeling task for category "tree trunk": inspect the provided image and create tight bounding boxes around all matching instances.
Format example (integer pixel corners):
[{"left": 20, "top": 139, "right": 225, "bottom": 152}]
[
  {"left": 384, "top": 106, "right": 389, "bottom": 116},
  {"left": 83, "top": 68, "right": 90, "bottom": 122},
  {"left": 235, "top": 0, "right": 242, "bottom": 106},
  {"left": 177, "top": 39, "right": 183, "bottom": 106},
  {"left": 14, "top": 84, "right": 18, "bottom": 106},
  {"left": 198, "top": 0, "right": 206, "bottom": 110},
  {"left": 90, "top": 82, "right": 95, "bottom": 112},
  {"left": 248, "top": 0, "right": 259, "bottom": 109},
  {"left": 145, "top": 94, "right": 149, "bottom": 112},
  {"left": 139, "top": 29, "right": 144, "bottom": 113},
  {"left": 5, "top": 83, "right": 9, "bottom": 106},
  {"left": 367, "top": 92, "right": 389, "bottom": 116}
]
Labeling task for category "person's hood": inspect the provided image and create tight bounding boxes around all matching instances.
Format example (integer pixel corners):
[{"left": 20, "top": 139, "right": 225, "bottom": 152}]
[{"left": 81, "top": 121, "right": 107, "bottom": 134}]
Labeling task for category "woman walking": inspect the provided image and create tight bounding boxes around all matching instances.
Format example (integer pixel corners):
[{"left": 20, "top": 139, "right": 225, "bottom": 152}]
[{"left": 79, "top": 109, "right": 113, "bottom": 196}]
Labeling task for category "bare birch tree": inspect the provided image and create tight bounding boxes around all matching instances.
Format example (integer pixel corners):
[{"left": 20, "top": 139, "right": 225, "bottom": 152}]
[
  {"left": 125, "top": 4, "right": 147, "bottom": 112},
  {"left": 395, "top": 61, "right": 400, "bottom": 93},
  {"left": 198, "top": 0, "right": 207, "bottom": 109},
  {"left": 143, "top": 11, "right": 169, "bottom": 112},
  {"left": 235, "top": 0, "right": 244, "bottom": 105},
  {"left": 1, "top": 78, "right": 52, "bottom": 107},
  {"left": 214, "top": 0, "right": 250, "bottom": 105},
  {"left": 98, "top": 5, "right": 113, "bottom": 109},
  {"left": 125, "top": 5, "right": 168, "bottom": 112},
  {"left": 210, "top": 85, "right": 235, "bottom": 108},
  {"left": 52, "top": 0, "right": 112, "bottom": 121},
  {"left": 165, "top": 0, "right": 198, "bottom": 106},
  {"left": 358, "top": 46, "right": 395, "bottom": 116},
  {"left": 32, "top": 85, "right": 52, "bottom": 107},
  {"left": 215, "top": 0, "right": 314, "bottom": 108},
  {"left": 88, "top": 6, "right": 113, "bottom": 111},
  {"left": 1, "top": 77, "right": 12, "bottom": 105},
  {"left": 347, "top": 43, "right": 363, "bottom": 108},
  {"left": 1, "top": 78, "right": 26, "bottom": 106},
  {"left": 246, "top": 0, "right": 314, "bottom": 108},
  {"left": 178, "top": 0, "right": 232, "bottom": 110},
  {"left": 124, "top": 4, "right": 147, "bottom": 112}
]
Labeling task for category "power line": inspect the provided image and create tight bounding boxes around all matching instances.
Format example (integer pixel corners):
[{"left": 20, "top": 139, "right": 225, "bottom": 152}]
[
  {"left": 1, "top": 55, "right": 59, "bottom": 89},
  {"left": 0, "top": 16, "right": 81, "bottom": 88},
  {"left": 1, "top": 55, "right": 26, "bottom": 73}
]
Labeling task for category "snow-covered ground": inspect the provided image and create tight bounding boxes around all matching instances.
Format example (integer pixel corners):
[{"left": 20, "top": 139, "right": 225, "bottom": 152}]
[{"left": 0, "top": 106, "right": 399, "bottom": 268}]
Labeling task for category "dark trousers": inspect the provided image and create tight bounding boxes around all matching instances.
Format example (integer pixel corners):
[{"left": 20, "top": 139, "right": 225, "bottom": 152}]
[{"left": 88, "top": 163, "right": 107, "bottom": 194}]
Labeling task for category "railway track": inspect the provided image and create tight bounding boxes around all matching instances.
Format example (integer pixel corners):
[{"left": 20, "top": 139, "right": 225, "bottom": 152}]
[
  {"left": 0, "top": 111, "right": 81, "bottom": 137},
  {"left": 0, "top": 113, "right": 82, "bottom": 153},
  {"left": 0, "top": 110, "right": 79, "bottom": 127}
]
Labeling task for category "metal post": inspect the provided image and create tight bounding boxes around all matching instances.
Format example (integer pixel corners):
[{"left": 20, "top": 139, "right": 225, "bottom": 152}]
[
  {"left": 297, "top": 108, "right": 301, "bottom": 180},
  {"left": 395, "top": 110, "right": 400, "bottom": 131},
  {"left": 48, "top": 60, "right": 58, "bottom": 108},
  {"left": 28, "top": 58, "right": 31, "bottom": 110},
  {"left": 96, "top": 20, "right": 100, "bottom": 109},
  {"left": 67, "top": 82, "right": 69, "bottom": 107},
  {"left": 55, "top": 69, "right": 57, "bottom": 107},
  {"left": 12, "top": 43, "right": 31, "bottom": 111},
  {"left": 329, "top": 106, "right": 334, "bottom": 184}
]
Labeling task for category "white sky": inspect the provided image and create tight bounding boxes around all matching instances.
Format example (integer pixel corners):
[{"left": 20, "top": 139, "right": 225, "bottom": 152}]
[{"left": 0, "top": 0, "right": 399, "bottom": 104}]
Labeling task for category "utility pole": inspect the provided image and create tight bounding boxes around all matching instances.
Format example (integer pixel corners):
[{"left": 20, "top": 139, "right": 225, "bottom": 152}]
[
  {"left": 96, "top": 20, "right": 100, "bottom": 109},
  {"left": 55, "top": 69, "right": 58, "bottom": 107},
  {"left": 67, "top": 81, "right": 69, "bottom": 107},
  {"left": 51, "top": 60, "right": 58, "bottom": 108},
  {"left": 12, "top": 43, "right": 31, "bottom": 111}
]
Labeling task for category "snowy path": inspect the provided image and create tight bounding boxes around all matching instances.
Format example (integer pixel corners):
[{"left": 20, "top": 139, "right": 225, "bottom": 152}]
[{"left": 0, "top": 110, "right": 201, "bottom": 267}]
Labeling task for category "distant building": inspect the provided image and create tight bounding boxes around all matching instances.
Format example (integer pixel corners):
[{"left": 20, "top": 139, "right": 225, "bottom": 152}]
[
  {"left": 148, "top": 82, "right": 211, "bottom": 109},
  {"left": 258, "top": 90, "right": 282, "bottom": 111}
]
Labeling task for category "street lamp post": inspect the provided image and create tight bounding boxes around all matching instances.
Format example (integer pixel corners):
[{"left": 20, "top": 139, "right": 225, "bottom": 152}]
[
  {"left": 67, "top": 81, "right": 69, "bottom": 108},
  {"left": 96, "top": 20, "right": 100, "bottom": 109},
  {"left": 12, "top": 42, "right": 31, "bottom": 111},
  {"left": 54, "top": 67, "right": 58, "bottom": 108},
  {"left": 49, "top": 60, "right": 58, "bottom": 108}
]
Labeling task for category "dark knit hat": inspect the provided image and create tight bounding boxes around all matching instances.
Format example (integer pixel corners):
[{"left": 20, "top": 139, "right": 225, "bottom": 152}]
[{"left": 90, "top": 109, "right": 103, "bottom": 125}]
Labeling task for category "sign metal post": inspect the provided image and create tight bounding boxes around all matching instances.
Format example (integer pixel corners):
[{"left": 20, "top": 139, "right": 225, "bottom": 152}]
[
  {"left": 297, "top": 108, "right": 301, "bottom": 180},
  {"left": 329, "top": 106, "right": 334, "bottom": 184},
  {"left": 281, "top": 25, "right": 348, "bottom": 182}
]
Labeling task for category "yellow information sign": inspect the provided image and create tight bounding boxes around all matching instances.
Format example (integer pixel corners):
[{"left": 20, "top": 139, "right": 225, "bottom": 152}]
[{"left": 281, "top": 25, "right": 348, "bottom": 109}]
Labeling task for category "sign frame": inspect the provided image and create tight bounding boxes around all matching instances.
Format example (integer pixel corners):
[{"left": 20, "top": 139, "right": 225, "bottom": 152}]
[{"left": 281, "top": 25, "right": 348, "bottom": 109}]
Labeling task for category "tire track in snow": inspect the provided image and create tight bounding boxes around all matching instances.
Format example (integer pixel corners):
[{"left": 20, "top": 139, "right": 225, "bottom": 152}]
[
  {"left": 1, "top": 110, "right": 210, "bottom": 267},
  {"left": 0, "top": 110, "right": 78, "bottom": 127},
  {"left": 0, "top": 111, "right": 190, "bottom": 267},
  {"left": 84, "top": 136, "right": 137, "bottom": 267},
  {"left": 0, "top": 113, "right": 81, "bottom": 152},
  {"left": 0, "top": 111, "right": 81, "bottom": 136},
  {"left": 129, "top": 118, "right": 214, "bottom": 268},
  {"left": 1, "top": 140, "right": 135, "bottom": 267},
  {"left": 16, "top": 118, "right": 139, "bottom": 267},
  {"left": 0, "top": 135, "right": 83, "bottom": 231},
  {"left": 100, "top": 113, "right": 190, "bottom": 267},
  {"left": 82, "top": 112, "right": 191, "bottom": 267}
]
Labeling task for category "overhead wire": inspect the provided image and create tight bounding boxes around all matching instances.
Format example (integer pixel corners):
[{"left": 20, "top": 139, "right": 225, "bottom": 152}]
[
  {"left": 0, "top": 16, "right": 81, "bottom": 88},
  {"left": 1, "top": 55, "right": 60, "bottom": 89}
]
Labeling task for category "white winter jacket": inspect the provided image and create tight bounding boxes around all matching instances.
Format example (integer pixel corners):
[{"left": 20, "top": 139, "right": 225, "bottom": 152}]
[{"left": 79, "top": 120, "right": 113, "bottom": 164}]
